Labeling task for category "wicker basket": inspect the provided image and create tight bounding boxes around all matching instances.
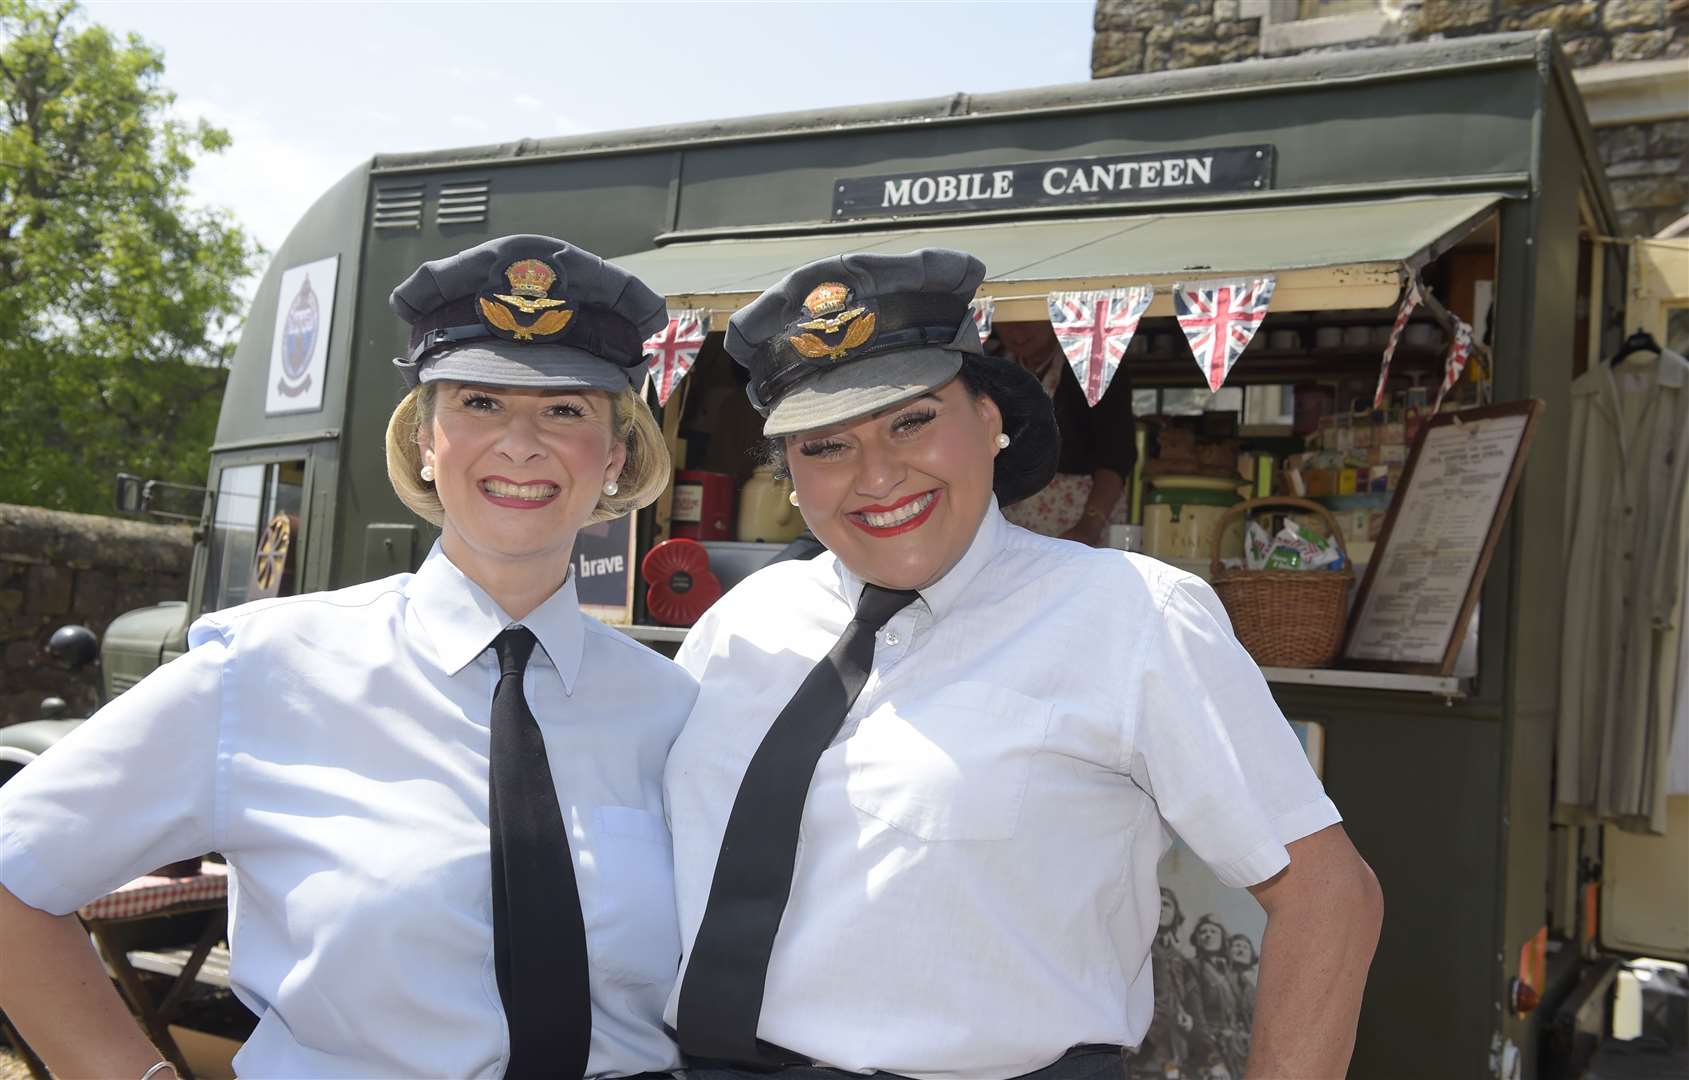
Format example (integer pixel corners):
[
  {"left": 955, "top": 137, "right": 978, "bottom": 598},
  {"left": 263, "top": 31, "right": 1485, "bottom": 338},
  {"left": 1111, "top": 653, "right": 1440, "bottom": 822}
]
[{"left": 1208, "top": 497, "right": 1354, "bottom": 669}]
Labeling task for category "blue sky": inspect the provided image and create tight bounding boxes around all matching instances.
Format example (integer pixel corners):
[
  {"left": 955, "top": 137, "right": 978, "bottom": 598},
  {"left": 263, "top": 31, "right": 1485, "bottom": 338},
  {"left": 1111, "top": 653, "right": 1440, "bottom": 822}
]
[{"left": 82, "top": 2, "right": 1096, "bottom": 255}]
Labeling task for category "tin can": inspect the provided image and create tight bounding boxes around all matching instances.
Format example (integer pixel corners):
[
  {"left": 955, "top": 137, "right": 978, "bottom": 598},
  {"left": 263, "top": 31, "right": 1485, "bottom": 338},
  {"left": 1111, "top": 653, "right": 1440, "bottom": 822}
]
[{"left": 671, "top": 470, "right": 735, "bottom": 540}]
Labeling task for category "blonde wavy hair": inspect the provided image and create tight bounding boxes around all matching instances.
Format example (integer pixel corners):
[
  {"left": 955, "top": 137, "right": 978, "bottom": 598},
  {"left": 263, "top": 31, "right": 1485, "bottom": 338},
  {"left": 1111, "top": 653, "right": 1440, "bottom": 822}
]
[{"left": 385, "top": 382, "right": 670, "bottom": 527}]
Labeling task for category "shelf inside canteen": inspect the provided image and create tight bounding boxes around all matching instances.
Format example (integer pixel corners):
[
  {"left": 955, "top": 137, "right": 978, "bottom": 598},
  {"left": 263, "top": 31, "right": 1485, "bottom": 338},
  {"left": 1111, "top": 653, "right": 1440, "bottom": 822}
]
[
  {"left": 1260, "top": 666, "right": 1467, "bottom": 698},
  {"left": 1124, "top": 342, "right": 1450, "bottom": 388}
]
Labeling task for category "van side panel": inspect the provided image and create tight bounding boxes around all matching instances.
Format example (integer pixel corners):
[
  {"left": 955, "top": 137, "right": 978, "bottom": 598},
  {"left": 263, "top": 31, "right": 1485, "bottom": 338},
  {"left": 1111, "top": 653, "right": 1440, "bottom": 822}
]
[{"left": 216, "top": 163, "right": 374, "bottom": 451}]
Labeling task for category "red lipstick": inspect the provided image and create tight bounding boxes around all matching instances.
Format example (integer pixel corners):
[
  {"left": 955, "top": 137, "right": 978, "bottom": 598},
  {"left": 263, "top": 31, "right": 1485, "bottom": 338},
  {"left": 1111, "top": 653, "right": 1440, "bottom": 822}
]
[{"left": 847, "top": 489, "right": 941, "bottom": 537}]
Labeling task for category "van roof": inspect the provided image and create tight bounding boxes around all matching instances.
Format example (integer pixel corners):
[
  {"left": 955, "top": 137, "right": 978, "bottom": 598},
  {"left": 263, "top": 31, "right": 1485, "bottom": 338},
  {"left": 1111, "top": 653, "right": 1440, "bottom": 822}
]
[{"left": 370, "top": 32, "right": 1556, "bottom": 174}]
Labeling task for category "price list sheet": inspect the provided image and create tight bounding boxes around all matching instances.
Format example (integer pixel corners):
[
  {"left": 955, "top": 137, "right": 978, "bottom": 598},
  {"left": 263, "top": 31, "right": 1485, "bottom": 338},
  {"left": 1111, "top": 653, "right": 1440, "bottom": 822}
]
[{"left": 1344, "top": 406, "right": 1537, "bottom": 671}]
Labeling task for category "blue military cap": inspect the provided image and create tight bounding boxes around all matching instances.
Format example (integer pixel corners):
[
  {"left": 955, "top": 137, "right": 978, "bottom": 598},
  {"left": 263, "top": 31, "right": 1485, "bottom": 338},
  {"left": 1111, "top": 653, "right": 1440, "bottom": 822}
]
[
  {"left": 390, "top": 235, "right": 666, "bottom": 391},
  {"left": 726, "top": 247, "right": 1058, "bottom": 505},
  {"left": 726, "top": 248, "right": 987, "bottom": 438}
]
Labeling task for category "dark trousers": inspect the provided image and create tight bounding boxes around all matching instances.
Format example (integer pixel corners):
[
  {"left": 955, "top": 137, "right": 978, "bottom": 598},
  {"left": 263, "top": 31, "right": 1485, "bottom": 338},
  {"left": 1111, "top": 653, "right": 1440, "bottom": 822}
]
[{"left": 684, "top": 1044, "right": 1127, "bottom": 1080}]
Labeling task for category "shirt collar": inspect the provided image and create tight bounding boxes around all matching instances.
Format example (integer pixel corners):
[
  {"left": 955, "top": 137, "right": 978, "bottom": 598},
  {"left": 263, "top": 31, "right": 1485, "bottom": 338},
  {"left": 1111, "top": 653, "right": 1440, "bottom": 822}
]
[
  {"left": 829, "top": 497, "right": 1007, "bottom": 623},
  {"left": 407, "top": 542, "right": 585, "bottom": 691}
]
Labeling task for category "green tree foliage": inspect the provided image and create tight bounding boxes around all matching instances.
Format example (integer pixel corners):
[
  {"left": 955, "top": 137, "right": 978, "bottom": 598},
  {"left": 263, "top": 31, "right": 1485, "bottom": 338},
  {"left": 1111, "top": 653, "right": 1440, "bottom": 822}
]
[{"left": 0, "top": 1, "right": 260, "bottom": 514}]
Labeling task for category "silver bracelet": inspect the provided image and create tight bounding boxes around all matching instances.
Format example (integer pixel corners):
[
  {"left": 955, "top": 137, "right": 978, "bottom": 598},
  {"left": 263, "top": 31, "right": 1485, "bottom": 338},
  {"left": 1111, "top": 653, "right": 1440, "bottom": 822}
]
[{"left": 140, "top": 1062, "right": 176, "bottom": 1080}]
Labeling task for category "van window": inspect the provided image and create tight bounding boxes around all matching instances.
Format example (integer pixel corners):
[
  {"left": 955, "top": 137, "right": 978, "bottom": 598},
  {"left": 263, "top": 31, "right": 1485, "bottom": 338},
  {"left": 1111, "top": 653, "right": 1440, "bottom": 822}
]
[{"left": 204, "top": 460, "right": 306, "bottom": 612}]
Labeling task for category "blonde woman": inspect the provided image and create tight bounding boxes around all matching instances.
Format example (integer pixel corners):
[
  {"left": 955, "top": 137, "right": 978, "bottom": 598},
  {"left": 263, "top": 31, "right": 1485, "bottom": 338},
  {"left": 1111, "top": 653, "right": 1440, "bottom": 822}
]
[{"left": 0, "top": 236, "right": 695, "bottom": 1080}]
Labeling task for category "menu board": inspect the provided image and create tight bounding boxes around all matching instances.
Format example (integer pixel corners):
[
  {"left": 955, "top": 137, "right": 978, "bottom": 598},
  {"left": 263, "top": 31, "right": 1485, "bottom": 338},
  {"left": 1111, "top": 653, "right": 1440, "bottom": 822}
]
[{"left": 1343, "top": 400, "right": 1542, "bottom": 675}]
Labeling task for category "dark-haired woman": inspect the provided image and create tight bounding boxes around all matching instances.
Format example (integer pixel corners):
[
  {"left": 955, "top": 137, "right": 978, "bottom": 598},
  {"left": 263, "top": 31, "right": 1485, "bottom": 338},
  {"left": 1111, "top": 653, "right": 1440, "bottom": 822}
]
[{"left": 661, "top": 248, "right": 1383, "bottom": 1080}]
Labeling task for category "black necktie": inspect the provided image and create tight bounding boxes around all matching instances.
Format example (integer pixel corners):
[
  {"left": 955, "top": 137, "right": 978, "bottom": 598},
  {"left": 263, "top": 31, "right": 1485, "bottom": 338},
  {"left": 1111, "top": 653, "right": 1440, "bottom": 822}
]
[
  {"left": 488, "top": 626, "right": 592, "bottom": 1079},
  {"left": 676, "top": 583, "right": 919, "bottom": 1065}
]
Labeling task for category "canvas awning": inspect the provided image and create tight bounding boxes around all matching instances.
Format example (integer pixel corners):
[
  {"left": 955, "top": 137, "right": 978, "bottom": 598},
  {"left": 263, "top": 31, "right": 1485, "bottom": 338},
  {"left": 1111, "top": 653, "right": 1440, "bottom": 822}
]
[{"left": 612, "top": 193, "right": 1503, "bottom": 328}]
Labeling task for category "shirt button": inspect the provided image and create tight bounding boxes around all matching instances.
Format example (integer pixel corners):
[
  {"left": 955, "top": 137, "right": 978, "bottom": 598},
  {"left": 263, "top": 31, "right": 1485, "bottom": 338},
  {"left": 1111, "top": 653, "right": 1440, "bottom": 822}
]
[{"left": 884, "top": 631, "right": 900, "bottom": 646}]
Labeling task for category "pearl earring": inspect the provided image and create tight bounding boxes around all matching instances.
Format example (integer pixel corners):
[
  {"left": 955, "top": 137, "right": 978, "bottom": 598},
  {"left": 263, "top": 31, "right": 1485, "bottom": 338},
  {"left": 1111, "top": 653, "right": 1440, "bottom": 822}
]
[
  {"left": 419, "top": 464, "right": 435, "bottom": 482},
  {"left": 787, "top": 490, "right": 799, "bottom": 507},
  {"left": 995, "top": 433, "right": 1011, "bottom": 449},
  {"left": 603, "top": 480, "right": 619, "bottom": 496}
]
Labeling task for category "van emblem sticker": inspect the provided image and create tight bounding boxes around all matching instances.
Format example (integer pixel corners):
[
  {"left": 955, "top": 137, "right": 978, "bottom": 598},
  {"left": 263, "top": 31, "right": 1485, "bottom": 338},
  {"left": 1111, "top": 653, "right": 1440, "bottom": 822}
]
[
  {"left": 265, "top": 255, "right": 337, "bottom": 416},
  {"left": 277, "top": 276, "right": 319, "bottom": 398}
]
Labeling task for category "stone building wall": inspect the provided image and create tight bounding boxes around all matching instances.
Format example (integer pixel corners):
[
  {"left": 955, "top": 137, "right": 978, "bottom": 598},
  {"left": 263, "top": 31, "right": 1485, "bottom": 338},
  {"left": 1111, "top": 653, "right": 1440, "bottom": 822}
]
[
  {"left": 0, "top": 504, "right": 193, "bottom": 726},
  {"left": 1592, "top": 115, "right": 1687, "bottom": 234},
  {"left": 1091, "top": 0, "right": 1688, "bottom": 234}
]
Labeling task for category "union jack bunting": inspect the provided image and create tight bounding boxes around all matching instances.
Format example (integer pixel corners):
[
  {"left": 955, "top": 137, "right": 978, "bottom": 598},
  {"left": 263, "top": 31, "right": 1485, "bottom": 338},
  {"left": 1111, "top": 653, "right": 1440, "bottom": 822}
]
[
  {"left": 1432, "top": 317, "right": 1474, "bottom": 413},
  {"left": 1373, "top": 278, "right": 1423, "bottom": 409},
  {"left": 1046, "top": 286, "right": 1153, "bottom": 407},
  {"left": 1173, "top": 277, "right": 1275, "bottom": 393},
  {"left": 643, "top": 309, "right": 708, "bottom": 406},
  {"left": 969, "top": 296, "right": 996, "bottom": 346}
]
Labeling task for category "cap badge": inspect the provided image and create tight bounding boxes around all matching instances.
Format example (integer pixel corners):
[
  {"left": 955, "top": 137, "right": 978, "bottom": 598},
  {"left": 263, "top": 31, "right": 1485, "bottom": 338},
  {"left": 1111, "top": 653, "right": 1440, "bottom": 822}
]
[
  {"left": 787, "top": 281, "right": 876, "bottom": 361},
  {"left": 802, "top": 282, "right": 849, "bottom": 316},
  {"left": 503, "top": 258, "right": 554, "bottom": 298},
  {"left": 478, "top": 257, "right": 574, "bottom": 341}
]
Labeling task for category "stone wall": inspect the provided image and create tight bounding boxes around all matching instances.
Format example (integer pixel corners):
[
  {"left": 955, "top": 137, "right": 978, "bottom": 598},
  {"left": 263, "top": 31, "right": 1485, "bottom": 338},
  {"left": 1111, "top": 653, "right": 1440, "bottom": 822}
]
[
  {"left": 0, "top": 504, "right": 193, "bottom": 726},
  {"left": 1092, "top": 0, "right": 1262, "bottom": 73},
  {"left": 1091, "top": 0, "right": 1689, "bottom": 234},
  {"left": 1593, "top": 116, "right": 1688, "bottom": 234}
]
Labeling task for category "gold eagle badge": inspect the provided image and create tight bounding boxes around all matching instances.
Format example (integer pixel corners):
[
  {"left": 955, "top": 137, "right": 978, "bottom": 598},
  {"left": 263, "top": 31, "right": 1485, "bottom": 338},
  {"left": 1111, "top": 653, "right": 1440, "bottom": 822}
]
[
  {"left": 480, "top": 297, "right": 573, "bottom": 341},
  {"left": 787, "top": 281, "right": 875, "bottom": 361},
  {"left": 478, "top": 258, "right": 574, "bottom": 341}
]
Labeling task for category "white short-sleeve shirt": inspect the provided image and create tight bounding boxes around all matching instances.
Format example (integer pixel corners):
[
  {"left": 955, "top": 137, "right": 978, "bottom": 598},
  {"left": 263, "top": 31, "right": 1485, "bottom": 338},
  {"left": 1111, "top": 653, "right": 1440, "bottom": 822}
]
[
  {"left": 0, "top": 543, "right": 697, "bottom": 1079},
  {"left": 663, "top": 501, "right": 1339, "bottom": 1080}
]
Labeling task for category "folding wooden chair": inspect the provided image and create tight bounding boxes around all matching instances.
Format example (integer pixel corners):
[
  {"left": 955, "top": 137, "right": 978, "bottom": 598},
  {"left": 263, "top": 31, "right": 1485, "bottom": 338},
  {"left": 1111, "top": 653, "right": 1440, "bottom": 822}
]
[{"left": 78, "top": 862, "right": 230, "bottom": 1080}]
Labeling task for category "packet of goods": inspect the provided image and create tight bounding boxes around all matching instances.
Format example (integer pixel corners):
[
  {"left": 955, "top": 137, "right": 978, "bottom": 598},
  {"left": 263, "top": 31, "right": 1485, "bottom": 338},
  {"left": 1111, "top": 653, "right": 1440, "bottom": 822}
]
[
  {"left": 1246, "top": 520, "right": 1275, "bottom": 570},
  {"left": 1263, "top": 521, "right": 1345, "bottom": 571}
]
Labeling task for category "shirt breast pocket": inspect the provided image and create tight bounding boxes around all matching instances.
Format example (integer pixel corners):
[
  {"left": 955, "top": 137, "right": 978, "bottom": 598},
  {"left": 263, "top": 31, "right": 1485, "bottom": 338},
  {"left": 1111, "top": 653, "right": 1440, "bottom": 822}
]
[
  {"left": 844, "top": 681, "right": 1052, "bottom": 842},
  {"left": 586, "top": 805, "right": 681, "bottom": 986}
]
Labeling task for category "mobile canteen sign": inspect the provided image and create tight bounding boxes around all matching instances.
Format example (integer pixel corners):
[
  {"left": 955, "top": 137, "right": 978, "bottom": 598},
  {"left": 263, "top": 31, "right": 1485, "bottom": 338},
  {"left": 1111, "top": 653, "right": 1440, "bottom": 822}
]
[{"left": 831, "top": 145, "right": 1274, "bottom": 220}]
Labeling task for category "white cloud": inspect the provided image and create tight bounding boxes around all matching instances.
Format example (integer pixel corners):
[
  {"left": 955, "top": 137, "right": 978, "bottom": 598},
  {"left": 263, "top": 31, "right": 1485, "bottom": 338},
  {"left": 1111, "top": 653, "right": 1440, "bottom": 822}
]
[
  {"left": 513, "top": 93, "right": 544, "bottom": 111},
  {"left": 444, "top": 63, "right": 500, "bottom": 86}
]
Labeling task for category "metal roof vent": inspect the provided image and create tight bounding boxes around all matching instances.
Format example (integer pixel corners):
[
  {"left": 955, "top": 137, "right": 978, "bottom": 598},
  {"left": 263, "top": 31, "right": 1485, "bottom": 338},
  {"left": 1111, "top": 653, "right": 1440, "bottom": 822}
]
[
  {"left": 436, "top": 180, "right": 490, "bottom": 226},
  {"left": 373, "top": 184, "right": 424, "bottom": 231}
]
